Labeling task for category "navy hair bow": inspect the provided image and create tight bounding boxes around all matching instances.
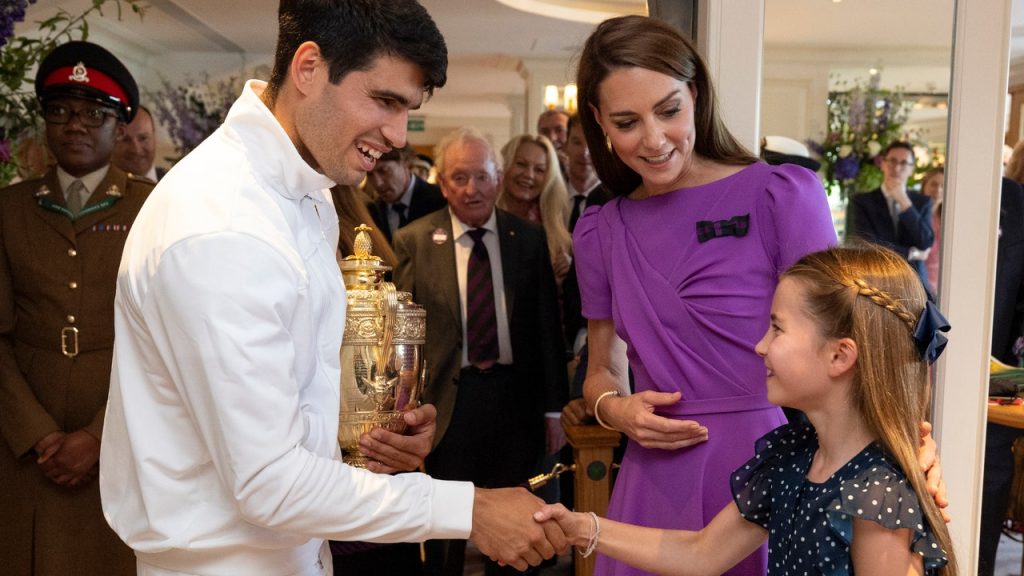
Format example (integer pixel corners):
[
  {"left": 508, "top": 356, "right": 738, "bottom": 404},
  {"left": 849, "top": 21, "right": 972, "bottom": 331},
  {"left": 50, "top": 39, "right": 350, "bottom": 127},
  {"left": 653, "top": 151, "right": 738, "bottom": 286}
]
[{"left": 912, "top": 301, "right": 950, "bottom": 364}]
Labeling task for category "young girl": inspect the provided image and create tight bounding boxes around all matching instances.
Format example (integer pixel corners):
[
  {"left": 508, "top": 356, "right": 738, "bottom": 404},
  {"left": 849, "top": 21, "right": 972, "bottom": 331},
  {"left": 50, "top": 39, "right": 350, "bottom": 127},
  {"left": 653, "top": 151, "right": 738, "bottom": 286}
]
[{"left": 536, "top": 244, "right": 956, "bottom": 575}]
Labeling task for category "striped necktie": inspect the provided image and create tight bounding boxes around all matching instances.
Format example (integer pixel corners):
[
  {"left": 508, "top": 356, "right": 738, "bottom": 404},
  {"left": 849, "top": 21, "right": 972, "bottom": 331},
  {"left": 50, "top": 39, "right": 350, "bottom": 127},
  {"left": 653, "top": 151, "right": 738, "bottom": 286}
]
[{"left": 465, "top": 228, "right": 499, "bottom": 368}]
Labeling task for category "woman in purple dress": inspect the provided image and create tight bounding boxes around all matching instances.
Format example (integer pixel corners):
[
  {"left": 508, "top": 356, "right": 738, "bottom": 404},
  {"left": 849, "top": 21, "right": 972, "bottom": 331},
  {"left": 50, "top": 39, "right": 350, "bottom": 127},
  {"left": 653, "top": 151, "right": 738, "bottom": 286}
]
[{"left": 572, "top": 16, "right": 836, "bottom": 575}]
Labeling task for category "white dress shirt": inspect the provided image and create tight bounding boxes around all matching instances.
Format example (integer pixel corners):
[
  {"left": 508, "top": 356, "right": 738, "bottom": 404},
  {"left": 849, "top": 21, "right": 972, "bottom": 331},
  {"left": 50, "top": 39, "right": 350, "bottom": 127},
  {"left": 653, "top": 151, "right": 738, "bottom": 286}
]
[{"left": 101, "top": 80, "right": 473, "bottom": 576}]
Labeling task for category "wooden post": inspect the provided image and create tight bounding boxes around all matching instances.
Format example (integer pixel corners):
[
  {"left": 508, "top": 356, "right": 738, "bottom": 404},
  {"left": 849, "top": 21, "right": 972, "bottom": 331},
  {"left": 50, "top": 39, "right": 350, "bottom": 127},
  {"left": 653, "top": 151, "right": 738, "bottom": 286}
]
[{"left": 565, "top": 424, "right": 621, "bottom": 576}]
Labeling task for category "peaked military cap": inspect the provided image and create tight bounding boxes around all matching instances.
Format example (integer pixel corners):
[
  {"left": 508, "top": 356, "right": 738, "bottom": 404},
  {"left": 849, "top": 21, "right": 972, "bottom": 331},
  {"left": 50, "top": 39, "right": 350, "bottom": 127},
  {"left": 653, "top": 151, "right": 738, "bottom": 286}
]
[{"left": 35, "top": 41, "right": 139, "bottom": 123}]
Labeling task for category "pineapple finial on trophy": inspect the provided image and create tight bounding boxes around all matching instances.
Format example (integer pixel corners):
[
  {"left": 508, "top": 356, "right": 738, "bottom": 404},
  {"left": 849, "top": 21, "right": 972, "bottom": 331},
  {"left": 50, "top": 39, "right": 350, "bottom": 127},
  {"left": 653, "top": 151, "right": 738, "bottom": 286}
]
[{"left": 346, "top": 224, "right": 382, "bottom": 262}]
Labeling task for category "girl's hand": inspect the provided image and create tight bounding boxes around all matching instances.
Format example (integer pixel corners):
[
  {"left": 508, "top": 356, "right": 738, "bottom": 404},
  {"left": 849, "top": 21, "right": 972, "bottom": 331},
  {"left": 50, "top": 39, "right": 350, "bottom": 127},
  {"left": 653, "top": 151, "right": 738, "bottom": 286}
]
[
  {"left": 598, "top": 391, "right": 708, "bottom": 450},
  {"left": 533, "top": 504, "right": 590, "bottom": 547}
]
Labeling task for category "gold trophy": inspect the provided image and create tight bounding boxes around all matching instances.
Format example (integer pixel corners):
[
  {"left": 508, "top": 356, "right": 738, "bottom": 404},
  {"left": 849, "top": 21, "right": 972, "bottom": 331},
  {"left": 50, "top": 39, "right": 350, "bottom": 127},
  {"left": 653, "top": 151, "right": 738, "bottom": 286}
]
[{"left": 337, "top": 225, "right": 426, "bottom": 467}]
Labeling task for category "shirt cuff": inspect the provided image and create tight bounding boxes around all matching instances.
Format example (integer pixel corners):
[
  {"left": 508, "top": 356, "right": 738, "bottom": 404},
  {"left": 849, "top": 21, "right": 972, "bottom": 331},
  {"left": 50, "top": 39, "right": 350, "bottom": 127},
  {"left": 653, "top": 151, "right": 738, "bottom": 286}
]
[{"left": 428, "top": 479, "right": 475, "bottom": 539}]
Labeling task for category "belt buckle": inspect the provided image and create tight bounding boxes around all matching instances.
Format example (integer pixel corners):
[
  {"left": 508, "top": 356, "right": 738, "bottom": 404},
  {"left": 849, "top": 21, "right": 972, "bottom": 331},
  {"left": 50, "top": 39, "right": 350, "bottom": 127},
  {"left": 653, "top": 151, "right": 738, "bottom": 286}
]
[{"left": 61, "top": 326, "right": 79, "bottom": 358}]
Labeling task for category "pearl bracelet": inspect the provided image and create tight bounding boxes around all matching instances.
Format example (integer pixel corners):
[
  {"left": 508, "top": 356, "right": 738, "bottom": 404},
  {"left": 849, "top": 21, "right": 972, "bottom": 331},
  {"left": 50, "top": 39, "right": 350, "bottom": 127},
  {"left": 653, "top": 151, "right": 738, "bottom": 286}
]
[
  {"left": 580, "top": 511, "right": 601, "bottom": 558},
  {"left": 593, "top": 390, "right": 620, "bottom": 431}
]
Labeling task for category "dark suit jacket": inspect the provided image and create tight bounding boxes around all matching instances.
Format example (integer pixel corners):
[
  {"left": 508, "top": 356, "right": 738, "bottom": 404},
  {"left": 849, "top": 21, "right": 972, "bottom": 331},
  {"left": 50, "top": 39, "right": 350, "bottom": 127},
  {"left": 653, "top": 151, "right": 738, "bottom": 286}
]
[
  {"left": 392, "top": 207, "right": 568, "bottom": 448},
  {"left": 993, "top": 177, "right": 1024, "bottom": 363},
  {"left": 369, "top": 176, "right": 446, "bottom": 242},
  {"left": 849, "top": 187, "right": 934, "bottom": 291}
]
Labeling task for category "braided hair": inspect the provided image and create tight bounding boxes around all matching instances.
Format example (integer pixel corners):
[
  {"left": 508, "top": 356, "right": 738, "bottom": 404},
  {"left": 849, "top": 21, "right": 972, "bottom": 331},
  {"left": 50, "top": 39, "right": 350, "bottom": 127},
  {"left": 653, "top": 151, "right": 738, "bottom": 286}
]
[{"left": 783, "top": 243, "right": 957, "bottom": 576}]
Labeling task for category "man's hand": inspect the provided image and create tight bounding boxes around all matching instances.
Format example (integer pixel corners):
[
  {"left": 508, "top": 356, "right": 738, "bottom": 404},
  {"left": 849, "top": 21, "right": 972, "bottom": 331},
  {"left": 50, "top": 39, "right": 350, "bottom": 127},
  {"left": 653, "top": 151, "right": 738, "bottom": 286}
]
[
  {"left": 545, "top": 415, "right": 567, "bottom": 455},
  {"left": 38, "top": 430, "right": 99, "bottom": 488},
  {"left": 471, "top": 487, "right": 569, "bottom": 571},
  {"left": 560, "top": 397, "right": 591, "bottom": 428},
  {"left": 359, "top": 403, "right": 437, "bottom": 474}
]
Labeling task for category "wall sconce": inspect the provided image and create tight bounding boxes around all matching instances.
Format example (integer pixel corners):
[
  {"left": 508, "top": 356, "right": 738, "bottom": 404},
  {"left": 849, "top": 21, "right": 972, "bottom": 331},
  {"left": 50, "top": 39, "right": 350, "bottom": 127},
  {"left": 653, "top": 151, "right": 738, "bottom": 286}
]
[{"left": 543, "top": 83, "right": 578, "bottom": 115}]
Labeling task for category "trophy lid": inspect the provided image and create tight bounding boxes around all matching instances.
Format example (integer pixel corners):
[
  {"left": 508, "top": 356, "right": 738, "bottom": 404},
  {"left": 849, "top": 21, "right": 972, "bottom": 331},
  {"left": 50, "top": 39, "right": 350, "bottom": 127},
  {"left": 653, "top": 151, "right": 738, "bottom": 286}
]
[{"left": 340, "top": 224, "right": 391, "bottom": 288}]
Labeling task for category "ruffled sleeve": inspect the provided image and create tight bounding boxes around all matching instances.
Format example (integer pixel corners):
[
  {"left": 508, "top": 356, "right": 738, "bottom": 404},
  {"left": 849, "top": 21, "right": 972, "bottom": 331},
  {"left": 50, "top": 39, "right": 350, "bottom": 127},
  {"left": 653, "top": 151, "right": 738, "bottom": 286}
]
[
  {"left": 757, "top": 164, "right": 838, "bottom": 275},
  {"left": 731, "top": 424, "right": 816, "bottom": 529},
  {"left": 823, "top": 459, "right": 949, "bottom": 573},
  {"left": 572, "top": 203, "right": 615, "bottom": 320}
]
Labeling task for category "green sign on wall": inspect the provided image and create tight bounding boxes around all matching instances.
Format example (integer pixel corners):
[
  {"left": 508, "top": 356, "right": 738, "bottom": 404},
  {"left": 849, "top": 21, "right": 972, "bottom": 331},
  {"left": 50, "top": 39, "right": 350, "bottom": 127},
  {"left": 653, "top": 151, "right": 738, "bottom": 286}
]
[{"left": 408, "top": 116, "right": 425, "bottom": 132}]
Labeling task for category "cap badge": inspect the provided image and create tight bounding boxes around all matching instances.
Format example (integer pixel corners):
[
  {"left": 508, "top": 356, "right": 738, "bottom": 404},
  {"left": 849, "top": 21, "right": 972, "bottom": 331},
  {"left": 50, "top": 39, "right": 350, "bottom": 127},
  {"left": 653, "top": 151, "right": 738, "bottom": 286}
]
[
  {"left": 106, "top": 184, "right": 122, "bottom": 197},
  {"left": 69, "top": 62, "right": 90, "bottom": 84}
]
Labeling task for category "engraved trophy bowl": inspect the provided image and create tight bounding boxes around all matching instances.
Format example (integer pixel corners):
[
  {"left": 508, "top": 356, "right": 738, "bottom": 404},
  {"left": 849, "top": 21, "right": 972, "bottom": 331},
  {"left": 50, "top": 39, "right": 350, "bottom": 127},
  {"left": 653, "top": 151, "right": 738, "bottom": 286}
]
[{"left": 338, "top": 225, "right": 426, "bottom": 467}]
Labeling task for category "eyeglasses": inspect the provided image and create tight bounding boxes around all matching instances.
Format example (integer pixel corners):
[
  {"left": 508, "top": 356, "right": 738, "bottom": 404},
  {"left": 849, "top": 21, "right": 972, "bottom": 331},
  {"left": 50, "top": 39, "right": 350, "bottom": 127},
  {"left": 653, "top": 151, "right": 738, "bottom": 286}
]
[
  {"left": 884, "top": 158, "right": 915, "bottom": 168},
  {"left": 43, "top": 104, "right": 119, "bottom": 128},
  {"left": 447, "top": 172, "right": 495, "bottom": 188}
]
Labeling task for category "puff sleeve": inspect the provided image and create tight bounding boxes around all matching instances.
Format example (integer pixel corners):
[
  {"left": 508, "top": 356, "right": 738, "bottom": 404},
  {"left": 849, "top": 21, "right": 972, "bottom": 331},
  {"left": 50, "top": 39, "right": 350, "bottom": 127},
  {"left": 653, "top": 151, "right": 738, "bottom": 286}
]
[{"left": 757, "top": 164, "right": 837, "bottom": 275}]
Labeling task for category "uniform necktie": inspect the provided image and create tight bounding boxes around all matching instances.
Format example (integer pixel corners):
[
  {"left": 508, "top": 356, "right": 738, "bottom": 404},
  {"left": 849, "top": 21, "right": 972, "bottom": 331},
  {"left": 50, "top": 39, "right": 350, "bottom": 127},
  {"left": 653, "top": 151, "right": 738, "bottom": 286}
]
[
  {"left": 66, "top": 179, "right": 85, "bottom": 215},
  {"left": 393, "top": 202, "right": 409, "bottom": 228},
  {"left": 569, "top": 194, "right": 586, "bottom": 233},
  {"left": 465, "top": 228, "right": 499, "bottom": 368},
  {"left": 890, "top": 199, "right": 902, "bottom": 230}
]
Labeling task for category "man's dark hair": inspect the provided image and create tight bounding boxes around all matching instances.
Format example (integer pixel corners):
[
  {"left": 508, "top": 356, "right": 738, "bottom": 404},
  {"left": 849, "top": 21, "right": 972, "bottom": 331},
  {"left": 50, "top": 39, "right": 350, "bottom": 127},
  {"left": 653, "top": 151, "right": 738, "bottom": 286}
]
[
  {"left": 883, "top": 141, "right": 915, "bottom": 161},
  {"left": 378, "top": 143, "right": 414, "bottom": 164},
  {"left": 264, "top": 0, "right": 447, "bottom": 105}
]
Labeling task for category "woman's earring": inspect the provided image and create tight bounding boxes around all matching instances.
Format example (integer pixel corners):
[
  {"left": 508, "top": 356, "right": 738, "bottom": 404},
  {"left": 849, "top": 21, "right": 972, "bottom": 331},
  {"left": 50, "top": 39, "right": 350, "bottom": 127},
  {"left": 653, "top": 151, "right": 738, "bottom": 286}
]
[{"left": 605, "top": 135, "right": 612, "bottom": 152}]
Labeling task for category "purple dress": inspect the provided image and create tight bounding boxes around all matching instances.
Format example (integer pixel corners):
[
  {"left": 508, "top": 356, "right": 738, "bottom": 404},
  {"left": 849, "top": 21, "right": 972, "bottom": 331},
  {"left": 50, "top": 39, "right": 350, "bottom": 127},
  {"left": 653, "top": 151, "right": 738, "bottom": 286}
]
[{"left": 574, "top": 162, "right": 836, "bottom": 576}]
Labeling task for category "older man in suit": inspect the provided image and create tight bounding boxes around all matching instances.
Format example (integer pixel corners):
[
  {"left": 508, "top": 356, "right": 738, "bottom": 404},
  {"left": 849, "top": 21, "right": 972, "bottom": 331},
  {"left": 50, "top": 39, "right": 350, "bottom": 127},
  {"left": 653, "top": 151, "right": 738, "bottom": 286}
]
[
  {"left": 849, "top": 141, "right": 935, "bottom": 295},
  {"left": 394, "top": 127, "right": 567, "bottom": 576},
  {"left": 0, "top": 41, "right": 152, "bottom": 576},
  {"left": 368, "top": 144, "right": 445, "bottom": 242}
]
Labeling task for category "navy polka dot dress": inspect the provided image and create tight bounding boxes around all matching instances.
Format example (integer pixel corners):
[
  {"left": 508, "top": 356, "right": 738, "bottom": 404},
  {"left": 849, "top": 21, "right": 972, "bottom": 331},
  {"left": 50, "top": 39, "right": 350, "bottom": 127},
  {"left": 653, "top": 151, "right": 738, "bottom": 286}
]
[{"left": 731, "top": 423, "right": 948, "bottom": 574}]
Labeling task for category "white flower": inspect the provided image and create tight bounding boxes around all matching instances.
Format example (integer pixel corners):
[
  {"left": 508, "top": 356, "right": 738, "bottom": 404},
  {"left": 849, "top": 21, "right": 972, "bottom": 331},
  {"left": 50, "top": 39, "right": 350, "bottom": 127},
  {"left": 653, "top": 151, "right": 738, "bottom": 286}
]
[
  {"left": 867, "top": 141, "right": 882, "bottom": 156},
  {"left": 838, "top": 145, "right": 853, "bottom": 158}
]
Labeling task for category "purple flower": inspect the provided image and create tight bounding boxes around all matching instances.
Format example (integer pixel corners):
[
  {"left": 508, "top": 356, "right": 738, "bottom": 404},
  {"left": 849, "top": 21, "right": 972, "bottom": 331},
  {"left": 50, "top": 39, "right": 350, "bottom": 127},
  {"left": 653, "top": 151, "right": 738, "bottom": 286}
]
[
  {"left": 0, "top": 0, "right": 35, "bottom": 50},
  {"left": 834, "top": 154, "right": 861, "bottom": 181},
  {"left": 0, "top": 139, "right": 11, "bottom": 162}
]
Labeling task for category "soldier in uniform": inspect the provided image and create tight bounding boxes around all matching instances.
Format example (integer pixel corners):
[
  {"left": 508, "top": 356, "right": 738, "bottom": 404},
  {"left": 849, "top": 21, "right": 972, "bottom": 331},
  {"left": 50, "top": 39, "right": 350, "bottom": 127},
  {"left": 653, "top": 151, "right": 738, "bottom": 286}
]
[{"left": 0, "top": 41, "right": 152, "bottom": 575}]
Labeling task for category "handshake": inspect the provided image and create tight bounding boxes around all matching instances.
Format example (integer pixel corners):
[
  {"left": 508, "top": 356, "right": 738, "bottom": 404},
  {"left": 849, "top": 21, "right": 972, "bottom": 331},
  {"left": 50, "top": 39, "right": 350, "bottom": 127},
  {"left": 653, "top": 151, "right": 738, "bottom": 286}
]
[{"left": 470, "top": 488, "right": 570, "bottom": 570}]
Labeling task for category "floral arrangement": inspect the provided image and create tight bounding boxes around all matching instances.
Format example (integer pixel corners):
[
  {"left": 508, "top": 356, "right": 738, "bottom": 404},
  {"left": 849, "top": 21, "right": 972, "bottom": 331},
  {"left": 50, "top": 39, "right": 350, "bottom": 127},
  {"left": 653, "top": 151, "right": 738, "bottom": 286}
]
[
  {"left": 0, "top": 0, "right": 143, "bottom": 187},
  {"left": 150, "top": 74, "right": 243, "bottom": 160},
  {"left": 809, "top": 73, "right": 913, "bottom": 198}
]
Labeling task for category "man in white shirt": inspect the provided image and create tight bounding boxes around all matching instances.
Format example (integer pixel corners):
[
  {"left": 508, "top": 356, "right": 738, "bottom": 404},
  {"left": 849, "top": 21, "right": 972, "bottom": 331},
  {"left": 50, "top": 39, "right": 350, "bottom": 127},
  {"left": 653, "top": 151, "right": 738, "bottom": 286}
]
[{"left": 100, "top": 2, "right": 565, "bottom": 575}]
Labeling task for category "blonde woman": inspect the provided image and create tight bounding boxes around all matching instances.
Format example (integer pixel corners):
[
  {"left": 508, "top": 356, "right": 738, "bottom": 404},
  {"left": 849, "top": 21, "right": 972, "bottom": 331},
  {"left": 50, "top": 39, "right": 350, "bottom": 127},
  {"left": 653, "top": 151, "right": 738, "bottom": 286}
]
[{"left": 498, "top": 134, "right": 573, "bottom": 286}]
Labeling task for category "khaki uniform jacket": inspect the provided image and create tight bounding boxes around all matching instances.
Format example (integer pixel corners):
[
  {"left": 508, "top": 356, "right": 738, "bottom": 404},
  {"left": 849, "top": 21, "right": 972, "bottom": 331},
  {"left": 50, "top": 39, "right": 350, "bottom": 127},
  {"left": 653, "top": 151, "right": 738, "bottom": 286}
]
[{"left": 0, "top": 165, "right": 152, "bottom": 575}]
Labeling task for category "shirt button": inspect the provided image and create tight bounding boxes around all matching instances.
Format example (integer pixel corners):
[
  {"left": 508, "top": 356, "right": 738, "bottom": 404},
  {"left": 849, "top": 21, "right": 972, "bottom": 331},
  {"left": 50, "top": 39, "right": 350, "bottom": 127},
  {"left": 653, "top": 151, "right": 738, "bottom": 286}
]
[
  {"left": 68, "top": 281, "right": 78, "bottom": 289},
  {"left": 66, "top": 315, "right": 76, "bottom": 324},
  {"left": 67, "top": 248, "right": 77, "bottom": 257}
]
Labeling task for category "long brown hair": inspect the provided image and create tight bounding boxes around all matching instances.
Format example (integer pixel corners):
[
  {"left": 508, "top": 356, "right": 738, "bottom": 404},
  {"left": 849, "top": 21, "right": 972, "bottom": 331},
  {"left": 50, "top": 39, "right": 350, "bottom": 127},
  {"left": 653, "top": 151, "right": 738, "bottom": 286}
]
[
  {"left": 576, "top": 15, "right": 756, "bottom": 195},
  {"left": 330, "top": 185, "right": 396, "bottom": 267},
  {"left": 784, "top": 244, "right": 957, "bottom": 576}
]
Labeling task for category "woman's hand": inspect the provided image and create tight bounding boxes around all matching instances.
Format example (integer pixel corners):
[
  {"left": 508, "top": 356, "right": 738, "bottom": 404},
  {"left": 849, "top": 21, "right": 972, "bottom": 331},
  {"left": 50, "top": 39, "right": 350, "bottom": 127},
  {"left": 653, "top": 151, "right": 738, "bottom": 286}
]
[
  {"left": 552, "top": 251, "right": 572, "bottom": 288},
  {"left": 597, "top": 391, "right": 708, "bottom": 450},
  {"left": 533, "top": 503, "right": 590, "bottom": 548},
  {"left": 918, "top": 421, "right": 951, "bottom": 523}
]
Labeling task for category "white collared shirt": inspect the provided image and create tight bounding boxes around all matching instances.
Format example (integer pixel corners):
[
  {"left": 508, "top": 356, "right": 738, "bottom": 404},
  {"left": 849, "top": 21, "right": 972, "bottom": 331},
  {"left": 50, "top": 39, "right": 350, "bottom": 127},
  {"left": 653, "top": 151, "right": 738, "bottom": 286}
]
[
  {"left": 101, "top": 80, "right": 473, "bottom": 576},
  {"left": 448, "top": 209, "right": 514, "bottom": 367}
]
